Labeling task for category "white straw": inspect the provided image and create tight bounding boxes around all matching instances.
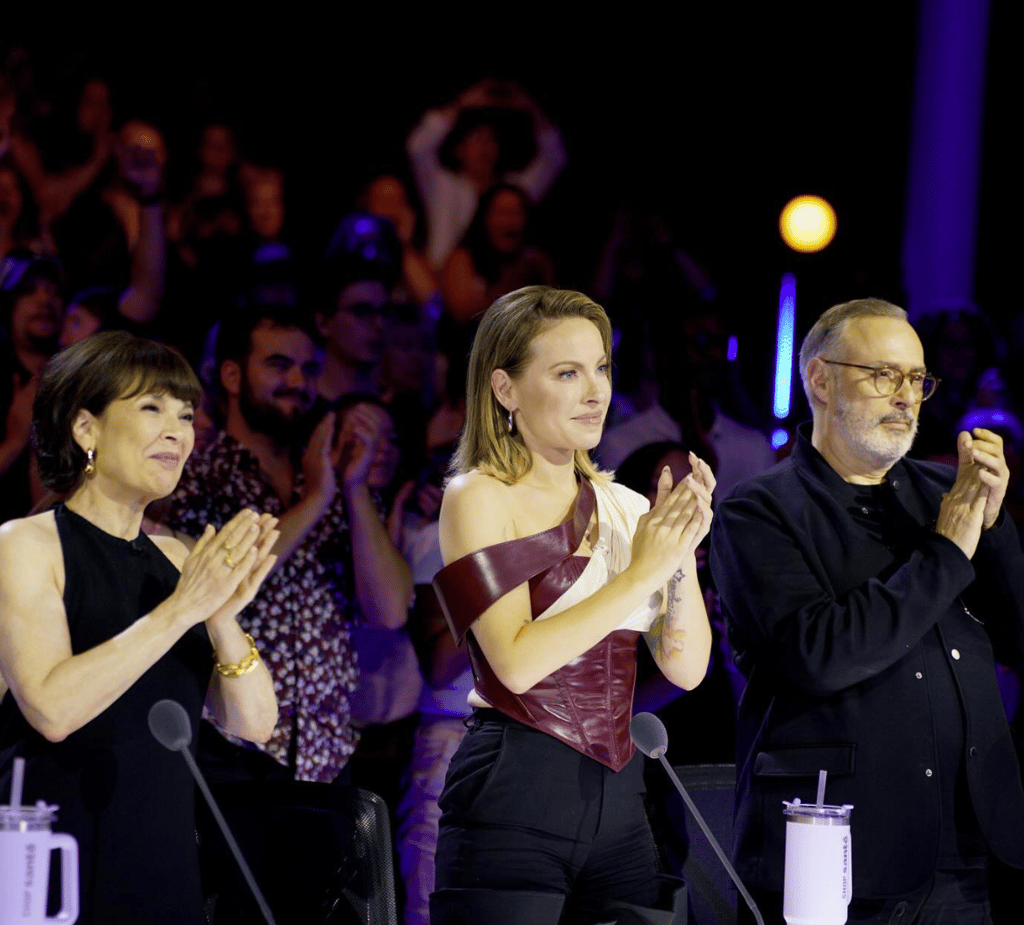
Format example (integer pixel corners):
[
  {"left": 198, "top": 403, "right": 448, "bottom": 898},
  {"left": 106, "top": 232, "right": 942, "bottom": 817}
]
[
  {"left": 816, "top": 769, "right": 827, "bottom": 807},
  {"left": 10, "top": 757, "right": 25, "bottom": 809}
]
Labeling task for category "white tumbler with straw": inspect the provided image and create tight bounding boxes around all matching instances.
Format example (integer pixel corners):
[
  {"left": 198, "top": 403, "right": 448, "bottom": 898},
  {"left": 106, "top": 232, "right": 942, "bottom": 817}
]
[
  {"left": 0, "top": 758, "right": 79, "bottom": 924},
  {"left": 782, "top": 770, "right": 853, "bottom": 925}
]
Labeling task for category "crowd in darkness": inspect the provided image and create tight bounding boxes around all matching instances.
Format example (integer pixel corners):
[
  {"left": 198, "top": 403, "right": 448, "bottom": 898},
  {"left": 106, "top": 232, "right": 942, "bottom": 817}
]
[{"left": 3, "top": 53, "right": 1024, "bottom": 923}]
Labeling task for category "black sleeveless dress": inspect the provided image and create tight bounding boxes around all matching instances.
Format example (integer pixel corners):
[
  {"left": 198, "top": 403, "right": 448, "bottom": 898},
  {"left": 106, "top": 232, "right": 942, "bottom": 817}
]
[{"left": 0, "top": 506, "right": 212, "bottom": 924}]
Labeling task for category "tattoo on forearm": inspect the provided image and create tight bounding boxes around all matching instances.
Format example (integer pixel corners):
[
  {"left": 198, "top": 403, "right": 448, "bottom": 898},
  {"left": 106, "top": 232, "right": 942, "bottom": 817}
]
[{"left": 656, "top": 570, "right": 688, "bottom": 657}]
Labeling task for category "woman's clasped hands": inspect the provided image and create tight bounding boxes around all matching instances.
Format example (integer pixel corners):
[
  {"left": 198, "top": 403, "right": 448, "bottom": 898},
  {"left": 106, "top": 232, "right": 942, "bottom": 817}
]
[
  {"left": 173, "top": 509, "right": 279, "bottom": 627},
  {"left": 630, "top": 452, "right": 715, "bottom": 589}
]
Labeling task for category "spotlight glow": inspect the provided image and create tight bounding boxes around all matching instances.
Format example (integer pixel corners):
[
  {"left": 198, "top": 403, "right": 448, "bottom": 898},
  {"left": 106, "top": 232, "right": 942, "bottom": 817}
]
[
  {"left": 780, "top": 195, "right": 837, "bottom": 253},
  {"left": 727, "top": 335, "right": 738, "bottom": 362}
]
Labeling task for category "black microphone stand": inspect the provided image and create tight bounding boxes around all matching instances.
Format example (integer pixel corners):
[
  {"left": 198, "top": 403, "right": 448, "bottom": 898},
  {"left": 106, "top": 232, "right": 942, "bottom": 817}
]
[{"left": 631, "top": 712, "right": 765, "bottom": 925}]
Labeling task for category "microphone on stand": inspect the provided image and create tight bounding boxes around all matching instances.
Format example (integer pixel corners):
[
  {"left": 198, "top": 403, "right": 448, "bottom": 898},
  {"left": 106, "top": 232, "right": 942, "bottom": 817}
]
[
  {"left": 630, "top": 711, "right": 765, "bottom": 925},
  {"left": 148, "top": 699, "right": 277, "bottom": 925}
]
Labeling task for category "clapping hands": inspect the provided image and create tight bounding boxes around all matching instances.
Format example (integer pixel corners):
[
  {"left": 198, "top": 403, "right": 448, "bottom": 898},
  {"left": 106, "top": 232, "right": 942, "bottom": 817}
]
[
  {"left": 631, "top": 452, "right": 715, "bottom": 589},
  {"left": 936, "top": 428, "right": 1008, "bottom": 558},
  {"left": 175, "top": 509, "right": 279, "bottom": 629}
]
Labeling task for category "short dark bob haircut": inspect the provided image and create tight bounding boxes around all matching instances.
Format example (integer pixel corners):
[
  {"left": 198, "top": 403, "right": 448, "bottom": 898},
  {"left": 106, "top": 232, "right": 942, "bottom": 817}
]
[{"left": 33, "top": 331, "right": 203, "bottom": 493}]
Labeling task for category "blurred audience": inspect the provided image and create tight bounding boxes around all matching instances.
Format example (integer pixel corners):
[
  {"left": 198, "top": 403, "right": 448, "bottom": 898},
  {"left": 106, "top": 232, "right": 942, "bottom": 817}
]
[
  {"left": 7, "top": 51, "right": 1024, "bottom": 925},
  {"left": 600, "top": 301, "right": 775, "bottom": 500},
  {"left": 0, "top": 160, "right": 41, "bottom": 258},
  {"left": 915, "top": 309, "right": 1002, "bottom": 458},
  {"left": 0, "top": 251, "right": 61, "bottom": 520},
  {"left": 406, "top": 78, "right": 567, "bottom": 269},
  {"left": 360, "top": 172, "right": 440, "bottom": 309},
  {"left": 316, "top": 213, "right": 402, "bottom": 402},
  {"left": 165, "top": 306, "right": 410, "bottom": 782},
  {"left": 439, "top": 182, "right": 555, "bottom": 326}
]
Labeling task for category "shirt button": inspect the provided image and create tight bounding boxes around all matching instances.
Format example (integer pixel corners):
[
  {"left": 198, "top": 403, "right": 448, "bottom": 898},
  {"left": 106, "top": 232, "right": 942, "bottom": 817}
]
[
  {"left": 915, "top": 671, "right": 923, "bottom": 679},
  {"left": 951, "top": 649, "right": 961, "bottom": 660},
  {"left": 861, "top": 507, "right": 870, "bottom": 515},
  {"left": 969, "top": 746, "right": 978, "bottom": 758},
  {"left": 925, "top": 769, "right": 933, "bottom": 778},
  {"left": 892, "top": 479, "right": 900, "bottom": 490}
]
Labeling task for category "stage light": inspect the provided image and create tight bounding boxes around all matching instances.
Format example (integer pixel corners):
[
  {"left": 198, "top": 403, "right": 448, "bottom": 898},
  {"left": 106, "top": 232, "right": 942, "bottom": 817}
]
[
  {"left": 773, "top": 273, "right": 796, "bottom": 420},
  {"left": 727, "top": 335, "right": 738, "bottom": 362},
  {"left": 780, "top": 195, "right": 837, "bottom": 253}
]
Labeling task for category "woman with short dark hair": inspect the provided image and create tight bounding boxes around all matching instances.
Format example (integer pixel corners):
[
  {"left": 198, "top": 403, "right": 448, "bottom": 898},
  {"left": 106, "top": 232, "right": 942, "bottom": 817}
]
[{"left": 0, "top": 331, "right": 279, "bottom": 924}]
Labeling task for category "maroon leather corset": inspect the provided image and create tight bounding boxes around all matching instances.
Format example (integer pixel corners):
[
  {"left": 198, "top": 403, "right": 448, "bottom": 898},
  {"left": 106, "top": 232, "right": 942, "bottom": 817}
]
[{"left": 433, "top": 480, "right": 639, "bottom": 771}]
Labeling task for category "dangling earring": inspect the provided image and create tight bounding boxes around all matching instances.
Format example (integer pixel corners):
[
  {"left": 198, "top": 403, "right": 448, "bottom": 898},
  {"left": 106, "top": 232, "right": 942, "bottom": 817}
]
[
  {"left": 507, "top": 410, "right": 515, "bottom": 435},
  {"left": 84, "top": 447, "right": 96, "bottom": 475}
]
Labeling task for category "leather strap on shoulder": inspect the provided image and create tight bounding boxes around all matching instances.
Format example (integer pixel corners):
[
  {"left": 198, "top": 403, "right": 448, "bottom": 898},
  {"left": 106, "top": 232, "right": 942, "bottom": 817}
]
[{"left": 433, "top": 480, "right": 596, "bottom": 642}]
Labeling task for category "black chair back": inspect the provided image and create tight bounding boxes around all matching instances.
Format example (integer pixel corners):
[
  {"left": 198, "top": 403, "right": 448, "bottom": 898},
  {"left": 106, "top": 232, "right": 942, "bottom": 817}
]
[
  {"left": 672, "top": 763, "right": 737, "bottom": 925},
  {"left": 198, "top": 781, "right": 397, "bottom": 925}
]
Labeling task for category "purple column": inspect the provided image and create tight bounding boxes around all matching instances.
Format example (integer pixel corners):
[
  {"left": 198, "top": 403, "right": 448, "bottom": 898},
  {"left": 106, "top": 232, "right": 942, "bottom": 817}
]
[{"left": 902, "top": 0, "right": 990, "bottom": 319}]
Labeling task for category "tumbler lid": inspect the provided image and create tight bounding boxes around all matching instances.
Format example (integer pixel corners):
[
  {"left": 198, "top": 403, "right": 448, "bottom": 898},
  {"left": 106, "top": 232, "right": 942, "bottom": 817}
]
[
  {"left": 0, "top": 801, "right": 58, "bottom": 831},
  {"left": 782, "top": 798, "right": 853, "bottom": 825}
]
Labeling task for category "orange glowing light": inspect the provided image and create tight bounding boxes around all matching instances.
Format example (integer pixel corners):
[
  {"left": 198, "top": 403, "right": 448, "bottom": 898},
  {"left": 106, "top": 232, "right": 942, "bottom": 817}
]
[{"left": 780, "top": 195, "right": 837, "bottom": 253}]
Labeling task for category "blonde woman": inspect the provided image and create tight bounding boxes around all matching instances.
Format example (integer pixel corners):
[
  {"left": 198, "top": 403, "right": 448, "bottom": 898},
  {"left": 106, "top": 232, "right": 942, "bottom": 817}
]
[{"left": 430, "top": 287, "right": 713, "bottom": 924}]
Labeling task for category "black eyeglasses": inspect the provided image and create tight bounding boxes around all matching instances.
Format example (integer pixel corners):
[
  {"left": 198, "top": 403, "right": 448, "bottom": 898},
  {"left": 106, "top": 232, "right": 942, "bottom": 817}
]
[{"left": 821, "top": 360, "right": 940, "bottom": 402}]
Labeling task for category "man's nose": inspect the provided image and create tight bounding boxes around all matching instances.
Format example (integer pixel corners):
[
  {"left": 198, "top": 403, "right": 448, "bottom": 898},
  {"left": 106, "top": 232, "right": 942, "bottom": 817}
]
[
  {"left": 286, "top": 365, "right": 305, "bottom": 389},
  {"left": 892, "top": 375, "right": 916, "bottom": 406}
]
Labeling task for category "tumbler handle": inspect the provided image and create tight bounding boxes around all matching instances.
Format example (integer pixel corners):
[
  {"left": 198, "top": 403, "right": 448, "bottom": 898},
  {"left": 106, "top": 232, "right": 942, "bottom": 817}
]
[{"left": 46, "top": 833, "right": 79, "bottom": 924}]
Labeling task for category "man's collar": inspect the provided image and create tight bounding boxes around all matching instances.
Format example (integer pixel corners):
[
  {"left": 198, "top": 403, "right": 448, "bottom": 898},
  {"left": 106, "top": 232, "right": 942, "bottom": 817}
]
[{"left": 794, "top": 422, "right": 907, "bottom": 494}]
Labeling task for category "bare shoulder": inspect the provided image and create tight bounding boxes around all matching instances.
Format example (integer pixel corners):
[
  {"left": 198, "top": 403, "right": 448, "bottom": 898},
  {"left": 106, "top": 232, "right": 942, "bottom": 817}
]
[
  {"left": 439, "top": 470, "right": 516, "bottom": 565},
  {"left": 0, "top": 512, "right": 61, "bottom": 564},
  {"left": 0, "top": 512, "right": 63, "bottom": 600}
]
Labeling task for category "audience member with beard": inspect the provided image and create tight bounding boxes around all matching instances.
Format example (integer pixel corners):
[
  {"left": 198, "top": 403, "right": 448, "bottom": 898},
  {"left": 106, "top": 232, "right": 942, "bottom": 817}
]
[
  {"left": 0, "top": 250, "right": 62, "bottom": 522},
  {"left": 163, "top": 304, "right": 411, "bottom": 785}
]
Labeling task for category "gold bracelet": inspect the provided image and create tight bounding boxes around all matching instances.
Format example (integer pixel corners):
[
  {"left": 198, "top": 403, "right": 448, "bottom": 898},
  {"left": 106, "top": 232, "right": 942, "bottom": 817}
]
[{"left": 214, "top": 633, "right": 261, "bottom": 678}]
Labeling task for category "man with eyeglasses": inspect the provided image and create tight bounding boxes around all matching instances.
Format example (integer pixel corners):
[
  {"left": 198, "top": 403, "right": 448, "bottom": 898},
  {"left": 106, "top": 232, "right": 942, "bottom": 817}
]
[
  {"left": 711, "top": 298, "right": 1024, "bottom": 923},
  {"left": 316, "top": 260, "right": 394, "bottom": 403}
]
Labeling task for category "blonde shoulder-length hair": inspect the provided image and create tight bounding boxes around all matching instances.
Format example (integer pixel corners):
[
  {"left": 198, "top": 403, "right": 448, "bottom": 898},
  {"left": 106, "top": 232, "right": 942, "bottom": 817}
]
[{"left": 451, "top": 285, "right": 613, "bottom": 485}]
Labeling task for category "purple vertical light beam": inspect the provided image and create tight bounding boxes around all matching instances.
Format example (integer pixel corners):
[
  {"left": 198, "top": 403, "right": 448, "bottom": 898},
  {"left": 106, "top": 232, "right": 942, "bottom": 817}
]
[
  {"left": 771, "top": 273, "right": 796, "bottom": 450},
  {"left": 902, "top": 0, "right": 990, "bottom": 318}
]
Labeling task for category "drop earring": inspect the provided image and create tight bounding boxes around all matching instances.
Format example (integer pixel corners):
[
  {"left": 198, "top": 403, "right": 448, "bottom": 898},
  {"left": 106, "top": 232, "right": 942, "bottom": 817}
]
[
  {"left": 84, "top": 447, "right": 96, "bottom": 475},
  {"left": 507, "top": 411, "right": 515, "bottom": 434}
]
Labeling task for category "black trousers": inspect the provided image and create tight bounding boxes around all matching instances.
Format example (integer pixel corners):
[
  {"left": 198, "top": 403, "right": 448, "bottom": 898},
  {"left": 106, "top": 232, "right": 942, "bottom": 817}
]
[{"left": 434, "top": 711, "right": 664, "bottom": 922}]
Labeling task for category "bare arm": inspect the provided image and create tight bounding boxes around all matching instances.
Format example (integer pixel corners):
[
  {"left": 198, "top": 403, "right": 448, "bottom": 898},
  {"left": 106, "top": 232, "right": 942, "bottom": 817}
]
[
  {"left": 441, "top": 469, "right": 709, "bottom": 694},
  {"left": 338, "top": 405, "right": 412, "bottom": 629},
  {"left": 344, "top": 482, "right": 414, "bottom": 629},
  {"left": 644, "top": 563, "right": 712, "bottom": 690},
  {"left": 401, "top": 246, "right": 441, "bottom": 305},
  {"left": 116, "top": 136, "right": 166, "bottom": 325},
  {"left": 643, "top": 455, "right": 715, "bottom": 689},
  {"left": 0, "top": 509, "right": 268, "bottom": 743},
  {"left": 117, "top": 200, "right": 165, "bottom": 324},
  {"left": 267, "top": 413, "right": 338, "bottom": 568},
  {"left": 439, "top": 247, "right": 489, "bottom": 323},
  {"left": 22, "top": 132, "right": 113, "bottom": 224}
]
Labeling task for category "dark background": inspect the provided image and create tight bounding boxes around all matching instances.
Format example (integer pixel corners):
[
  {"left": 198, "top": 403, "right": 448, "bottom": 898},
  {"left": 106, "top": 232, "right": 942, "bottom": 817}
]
[{"left": 6, "top": 4, "right": 1013, "bottom": 411}]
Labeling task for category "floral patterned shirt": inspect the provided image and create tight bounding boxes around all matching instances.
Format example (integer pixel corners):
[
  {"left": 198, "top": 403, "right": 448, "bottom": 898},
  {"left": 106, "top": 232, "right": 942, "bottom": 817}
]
[{"left": 167, "top": 431, "right": 360, "bottom": 782}]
